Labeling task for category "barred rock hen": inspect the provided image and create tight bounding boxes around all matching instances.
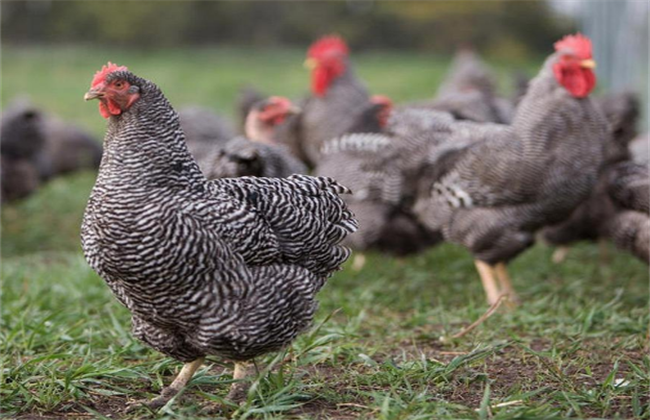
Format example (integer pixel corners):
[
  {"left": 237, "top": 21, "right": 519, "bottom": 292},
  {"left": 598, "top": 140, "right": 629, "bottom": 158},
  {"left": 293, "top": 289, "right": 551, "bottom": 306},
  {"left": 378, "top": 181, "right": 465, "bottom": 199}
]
[
  {"left": 543, "top": 91, "right": 641, "bottom": 260},
  {"left": 298, "top": 35, "right": 377, "bottom": 166},
  {"left": 202, "top": 97, "right": 307, "bottom": 179},
  {"left": 81, "top": 63, "right": 357, "bottom": 408},
  {"left": 411, "top": 34, "right": 607, "bottom": 305}
]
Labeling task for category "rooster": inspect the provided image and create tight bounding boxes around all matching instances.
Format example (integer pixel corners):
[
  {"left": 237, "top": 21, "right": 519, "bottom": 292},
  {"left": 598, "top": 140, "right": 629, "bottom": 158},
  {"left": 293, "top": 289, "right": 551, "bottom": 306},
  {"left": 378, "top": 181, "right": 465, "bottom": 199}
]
[
  {"left": 410, "top": 34, "right": 607, "bottom": 305},
  {"left": 81, "top": 63, "right": 357, "bottom": 408},
  {"left": 298, "top": 35, "right": 380, "bottom": 166}
]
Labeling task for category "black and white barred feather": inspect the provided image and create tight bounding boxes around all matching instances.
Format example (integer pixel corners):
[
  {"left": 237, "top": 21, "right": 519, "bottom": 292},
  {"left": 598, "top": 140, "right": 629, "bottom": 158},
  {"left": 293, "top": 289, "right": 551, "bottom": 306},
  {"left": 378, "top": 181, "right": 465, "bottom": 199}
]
[{"left": 82, "top": 70, "right": 357, "bottom": 363}]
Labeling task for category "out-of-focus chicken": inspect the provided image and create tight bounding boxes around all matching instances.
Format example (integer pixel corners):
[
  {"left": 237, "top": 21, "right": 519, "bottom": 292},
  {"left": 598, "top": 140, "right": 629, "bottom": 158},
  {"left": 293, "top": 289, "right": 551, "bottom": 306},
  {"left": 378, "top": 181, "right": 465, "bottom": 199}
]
[
  {"left": 411, "top": 49, "right": 514, "bottom": 124},
  {"left": 203, "top": 97, "right": 307, "bottom": 179},
  {"left": 298, "top": 35, "right": 382, "bottom": 166},
  {"left": 543, "top": 91, "right": 642, "bottom": 261},
  {"left": 411, "top": 34, "right": 607, "bottom": 305}
]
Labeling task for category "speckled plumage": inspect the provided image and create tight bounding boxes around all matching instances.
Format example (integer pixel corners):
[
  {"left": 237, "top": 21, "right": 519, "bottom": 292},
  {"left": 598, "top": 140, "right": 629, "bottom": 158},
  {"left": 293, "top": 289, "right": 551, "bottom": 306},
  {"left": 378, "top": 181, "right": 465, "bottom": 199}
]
[
  {"left": 412, "top": 52, "right": 608, "bottom": 264},
  {"left": 81, "top": 70, "right": 357, "bottom": 363},
  {"left": 542, "top": 91, "right": 642, "bottom": 249}
]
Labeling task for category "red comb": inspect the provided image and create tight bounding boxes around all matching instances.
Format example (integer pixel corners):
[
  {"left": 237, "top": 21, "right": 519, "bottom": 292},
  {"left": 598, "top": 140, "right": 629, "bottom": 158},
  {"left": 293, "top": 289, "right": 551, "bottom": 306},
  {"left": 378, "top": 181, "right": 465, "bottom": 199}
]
[
  {"left": 554, "top": 33, "right": 593, "bottom": 59},
  {"left": 308, "top": 35, "right": 349, "bottom": 58},
  {"left": 91, "top": 62, "right": 128, "bottom": 88}
]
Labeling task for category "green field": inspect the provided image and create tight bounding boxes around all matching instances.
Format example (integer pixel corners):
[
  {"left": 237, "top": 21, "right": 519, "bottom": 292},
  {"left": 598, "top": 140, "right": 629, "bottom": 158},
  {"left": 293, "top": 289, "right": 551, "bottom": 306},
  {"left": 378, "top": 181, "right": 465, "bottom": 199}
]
[{"left": 1, "top": 46, "right": 648, "bottom": 420}]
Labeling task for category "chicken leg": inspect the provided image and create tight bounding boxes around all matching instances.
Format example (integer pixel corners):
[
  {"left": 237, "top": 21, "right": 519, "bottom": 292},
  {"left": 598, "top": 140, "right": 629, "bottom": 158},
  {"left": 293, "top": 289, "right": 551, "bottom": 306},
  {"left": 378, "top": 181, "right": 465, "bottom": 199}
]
[
  {"left": 474, "top": 260, "right": 501, "bottom": 305},
  {"left": 226, "top": 362, "right": 252, "bottom": 403},
  {"left": 494, "top": 262, "right": 520, "bottom": 305},
  {"left": 552, "top": 246, "right": 570, "bottom": 264},
  {"left": 352, "top": 253, "right": 367, "bottom": 271},
  {"left": 127, "top": 357, "right": 204, "bottom": 412}
]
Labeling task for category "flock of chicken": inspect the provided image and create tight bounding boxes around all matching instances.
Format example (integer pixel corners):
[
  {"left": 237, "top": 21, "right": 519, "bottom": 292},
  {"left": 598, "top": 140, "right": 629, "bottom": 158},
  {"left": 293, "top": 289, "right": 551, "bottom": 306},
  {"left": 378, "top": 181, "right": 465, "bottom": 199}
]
[{"left": 5, "top": 33, "right": 648, "bottom": 408}]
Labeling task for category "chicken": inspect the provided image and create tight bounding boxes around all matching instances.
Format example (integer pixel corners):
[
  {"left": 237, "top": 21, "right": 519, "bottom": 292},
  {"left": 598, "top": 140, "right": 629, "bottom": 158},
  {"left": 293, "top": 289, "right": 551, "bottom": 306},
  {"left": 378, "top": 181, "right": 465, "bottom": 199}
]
[
  {"left": 604, "top": 162, "right": 649, "bottom": 263},
  {"left": 542, "top": 91, "right": 641, "bottom": 260},
  {"left": 235, "top": 85, "right": 266, "bottom": 133},
  {"left": 81, "top": 63, "right": 357, "bottom": 408},
  {"left": 38, "top": 114, "right": 103, "bottom": 179},
  {"left": 178, "top": 105, "right": 236, "bottom": 168},
  {"left": 297, "top": 35, "right": 379, "bottom": 166},
  {"left": 0, "top": 99, "right": 46, "bottom": 202},
  {"left": 0, "top": 98, "right": 46, "bottom": 161},
  {"left": 317, "top": 132, "right": 440, "bottom": 259},
  {"left": 1, "top": 155, "right": 40, "bottom": 203},
  {"left": 0, "top": 98, "right": 102, "bottom": 199},
  {"left": 412, "top": 48, "right": 514, "bottom": 124},
  {"left": 410, "top": 34, "right": 607, "bottom": 305},
  {"left": 202, "top": 97, "right": 307, "bottom": 179},
  {"left": 315, "top": 100, "right": 458, "bottom": 266}
]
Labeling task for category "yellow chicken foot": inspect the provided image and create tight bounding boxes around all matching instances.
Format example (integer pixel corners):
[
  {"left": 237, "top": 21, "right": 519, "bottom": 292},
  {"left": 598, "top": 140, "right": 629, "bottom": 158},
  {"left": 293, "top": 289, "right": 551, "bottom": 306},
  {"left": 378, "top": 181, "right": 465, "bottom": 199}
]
[
  {"left": 226, "top": 362, "right": 252, "bottom": 404},
  {"left": 352, "top": 253, "right": 367, "bottom": 271},
  {"left": 552, "top": 246, "right": 570, "bottom": 264},
  {"left": 474, "top": 260, "right": 501, "bottom": 306},
  {"left": 494, "top": 262, "right": 520, "bottom": 306},
  {"left": 127, "top": 357, "right": 204, "bottom": 412}
]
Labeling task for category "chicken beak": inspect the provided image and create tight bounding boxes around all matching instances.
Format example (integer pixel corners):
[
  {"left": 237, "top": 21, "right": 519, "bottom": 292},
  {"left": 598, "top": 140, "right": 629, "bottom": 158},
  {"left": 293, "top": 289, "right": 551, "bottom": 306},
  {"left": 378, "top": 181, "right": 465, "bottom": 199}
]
[
  {"left": 303, "top": 58, "right": 318, "bottom": 70},
  {"left": 287, "top": 104, "right": 302, "bottom": 115},
  {"left": 580, "top": 59, "right": 597, "bottom": 69},
  {"left": 84, "top": 88, "right": 104, "bottom": 101}
]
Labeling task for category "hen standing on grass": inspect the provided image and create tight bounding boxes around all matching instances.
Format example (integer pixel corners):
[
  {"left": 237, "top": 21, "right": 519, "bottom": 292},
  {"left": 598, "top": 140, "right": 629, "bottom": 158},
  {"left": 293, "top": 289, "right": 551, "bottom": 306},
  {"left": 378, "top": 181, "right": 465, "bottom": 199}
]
[
  {"left": 411, "top": 34, "right": 607, "bottom": 305},
  {"left": 80, "top": 63, "right": 357, "bottom": 409}
]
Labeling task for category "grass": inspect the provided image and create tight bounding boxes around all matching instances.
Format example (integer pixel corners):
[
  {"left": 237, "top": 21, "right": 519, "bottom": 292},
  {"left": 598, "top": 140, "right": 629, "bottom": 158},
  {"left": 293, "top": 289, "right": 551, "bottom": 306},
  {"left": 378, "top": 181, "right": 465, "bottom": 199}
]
[{"left": 1, "top": 45, "right": 648, "bottom": 419}]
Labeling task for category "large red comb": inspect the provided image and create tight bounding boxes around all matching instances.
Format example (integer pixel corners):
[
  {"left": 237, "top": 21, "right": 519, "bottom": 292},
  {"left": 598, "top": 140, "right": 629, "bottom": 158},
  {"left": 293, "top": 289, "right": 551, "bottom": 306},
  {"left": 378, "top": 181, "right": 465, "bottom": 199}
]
[
  {"left": 91, "top": 62, "right": 128, "bottom": 88},
  {"left": 308, "top": 35, "right": 349, "bottom": 58},
  {"left": 554, "top": 33, "right": 593, "bottom": 59}
]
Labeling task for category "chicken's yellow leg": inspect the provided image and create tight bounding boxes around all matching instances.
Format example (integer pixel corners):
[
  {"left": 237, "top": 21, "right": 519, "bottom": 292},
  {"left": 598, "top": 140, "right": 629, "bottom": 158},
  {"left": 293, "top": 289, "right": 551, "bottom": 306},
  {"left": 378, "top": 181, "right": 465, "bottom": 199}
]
[
  {"left": 475, "top": 260, "right": 500, "bottom": 306},
  {"left": 495, "top": 262, "right": 519, "bottom": 305},
  {"left": 128, "top": 357, "right": 204, "bottom": 411},
  {"left": 352, "top": 253, "right": 367, "bottom": 271},
  {"left": 552, "top": 246, "right": 570, "bottom": 264},
  {"left": 226, "top": 362, "right": 252, "bottom": 403}
]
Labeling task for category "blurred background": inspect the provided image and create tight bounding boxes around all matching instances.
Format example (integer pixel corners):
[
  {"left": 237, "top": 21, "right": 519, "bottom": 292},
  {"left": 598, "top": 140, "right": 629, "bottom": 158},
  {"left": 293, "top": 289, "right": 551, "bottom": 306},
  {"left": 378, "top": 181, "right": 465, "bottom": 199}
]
[{"left": 1, "top": 0, "right": 648, "bottom": 256}]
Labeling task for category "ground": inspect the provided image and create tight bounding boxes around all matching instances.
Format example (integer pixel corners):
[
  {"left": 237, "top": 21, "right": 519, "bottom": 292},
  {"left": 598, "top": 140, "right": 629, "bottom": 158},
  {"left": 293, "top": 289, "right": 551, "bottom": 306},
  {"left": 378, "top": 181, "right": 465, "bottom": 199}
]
[{"left": 1, "top": 46, "right": 648, "bottom": 420}]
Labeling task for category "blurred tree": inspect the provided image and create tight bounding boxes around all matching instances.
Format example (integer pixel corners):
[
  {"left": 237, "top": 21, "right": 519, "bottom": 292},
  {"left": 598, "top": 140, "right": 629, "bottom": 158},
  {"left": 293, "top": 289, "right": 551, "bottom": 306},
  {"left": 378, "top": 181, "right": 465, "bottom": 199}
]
[{"left": 1, "top": 0, "right": 574, "bottom": 59}]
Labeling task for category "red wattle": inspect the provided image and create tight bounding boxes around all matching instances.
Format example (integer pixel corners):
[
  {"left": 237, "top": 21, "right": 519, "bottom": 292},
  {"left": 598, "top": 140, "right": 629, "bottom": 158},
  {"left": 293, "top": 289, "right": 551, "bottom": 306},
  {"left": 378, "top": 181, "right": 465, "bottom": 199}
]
[{"left": 99, "top": 103, "right": 111, "bottom": 119}]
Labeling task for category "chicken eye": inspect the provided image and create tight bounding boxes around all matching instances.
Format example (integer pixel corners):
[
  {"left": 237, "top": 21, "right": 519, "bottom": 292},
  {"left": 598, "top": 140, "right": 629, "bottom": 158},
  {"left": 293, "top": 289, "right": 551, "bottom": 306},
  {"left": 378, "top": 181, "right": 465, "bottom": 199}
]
[{"left": 114, "top": 81, "right": 124, "bottom": 89}]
